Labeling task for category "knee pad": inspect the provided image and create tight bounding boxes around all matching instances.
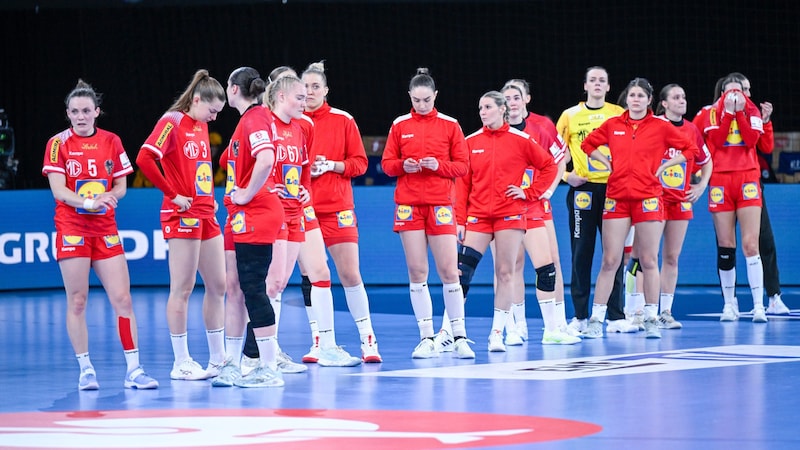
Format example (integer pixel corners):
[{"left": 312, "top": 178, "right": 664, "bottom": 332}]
[
  {"left": 535, "top": 263, "right": 557, "bottom": 293},
  {"left": 246, "top": 298, "right": 276, "bottom": 328},
  {"left": 458, "top": 246, "right": 483, "bottom": 295},
  {"left": 718, "top": 247, "right": 736, "bottom": 271},
  {"left": 301, "top": 275, "right": 312, "bottom": 307},
  {"left": 626, "top": 257, "right": 640, "bottom": 276}
]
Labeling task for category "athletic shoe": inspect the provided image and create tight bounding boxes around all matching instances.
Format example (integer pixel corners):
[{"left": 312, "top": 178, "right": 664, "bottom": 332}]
[
  {"left": 488, "top": 330, "right": 506, "bottom": 352},
  {"left": 453, "top": 338, "right": 476, "bottom": 359},
  {"left": 412, "top": 338, "right": 438, "bottom": 359},
  {"left": 205, "top": 360, "right": 226, "bottom": 378},
  {"left": 317, "top": 346, "right": 362, "bottom": 367},
  {"left": 630, "top": 311, "right": 645, "bottom": 331},
  {"left": 124, "top": 366, "right": 158, "bottom": 389},
  {"left": 581, "top": 318, "right": 604, "bottom": 339},
  {"left": 720, "top": 303, "right": 739, "bottom": 322},
  {"left": 234, "top": 366, "right": 284, "bottom": 388},
  {"left": 561, "top": 323, "right": 582, "bottom": 337},
  {"left": 277, "top": 352, "right": 308, "bottom": 374},
  {"left": 567, "top": 317, "right": 587, "bottom": 335},
  {"left": 606, "top": 319, "right": 638, "bottom": 333},
  {"left": 78, "top": 367, "right": 99, "bottom": 391},
  {"left": 542, "top": 330, "right": 582, "bottom": 345},
  {"left": 361, "top": 335, "right": 382, "bottom": 363},
  {"left": 211, "top": 362, "right": 241, "bottom": 387},
  {"left": 505, "top": 329, "right": 524, "bottom": 346},
  {"left": 515, "top": 322, "right": 529, "bottom": 341},
  {"left": 433, "top": 329, "right": 454, "bottom": 352},
  {"left": 644, "top": 318, "right": 661, "bottom": 339},
  {"left": 752, "top": 305, "right": 768, "bottom": 323},
  {"left": 170, "top": 358, "right": 209, "bottom": 380},
  {"left": 767, "top": 295, "right": 790, "bottom": 315},
  {"left": 241, "top": 355, "right": 260, "bottom": 376},
  {"left": 658, "top": 311, "right": 683, "bottom": 329},
  {"left": 302, "top": 336, "right": 321, "bottom": 363}
]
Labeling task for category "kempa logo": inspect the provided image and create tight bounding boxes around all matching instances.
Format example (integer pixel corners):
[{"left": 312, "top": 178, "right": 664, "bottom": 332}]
[{"left": 359, "top": 345, "right": 800, "bottom": 381}]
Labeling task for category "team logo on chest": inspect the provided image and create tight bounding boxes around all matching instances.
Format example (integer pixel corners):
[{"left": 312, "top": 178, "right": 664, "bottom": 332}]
[{"left": 184, "top": 140, "right": 200, "bottom": 159}]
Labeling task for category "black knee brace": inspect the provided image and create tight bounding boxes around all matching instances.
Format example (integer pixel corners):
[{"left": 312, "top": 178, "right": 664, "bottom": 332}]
[
  {"left": 301, "top": 275, "right": 312, "bottom": 307},
  {"left": 535, "top": 263, "right": 557, "bottom": 293},
  {"left": 235, "top": 243, "right": 276, "bottom": 328},
  {"left": 458, "top": 245, "right": 483, "bottom": 297},
  {"left": 717, "top": 246, "right": 736, "bottom": 271},
  {"left": 626, "top": 257, "right": 641, "bottom": 276}
]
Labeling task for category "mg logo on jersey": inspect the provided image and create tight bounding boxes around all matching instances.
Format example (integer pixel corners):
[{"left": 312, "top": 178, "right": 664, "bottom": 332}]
[
  {"left": 65, "top": 159, "right": 82, "bottom": 178},
  {"left": 184, "top": 140, "right": 200, "bottom": 159}
]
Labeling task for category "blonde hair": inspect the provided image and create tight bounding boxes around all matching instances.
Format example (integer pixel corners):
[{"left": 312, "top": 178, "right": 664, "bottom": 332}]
[{"left": 266, "top": 75, "right": 302, "bottom": 110}]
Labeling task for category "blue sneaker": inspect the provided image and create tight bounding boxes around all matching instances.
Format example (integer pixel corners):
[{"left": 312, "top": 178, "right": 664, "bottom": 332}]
[
  {"left": 318, "top": 346, "right": 362, "bottom": 367},
  {"left": 234, "top": 366, "right": 284, "bottom": 388},
  {"left": 78, "top": 367, "right": 99, "bottom": 391},
  {"left": 124, "top": 366, "right": 158, "bottom": 389}
]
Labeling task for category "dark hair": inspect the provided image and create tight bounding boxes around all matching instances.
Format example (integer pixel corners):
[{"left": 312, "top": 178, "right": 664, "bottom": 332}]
[
  {"left": 65, "top": 79, "right": 102, "bottom": 109},
  {"left": 229, "top": 67, "right": 267, "bottom": 102},
  {"left": 409, "top": 67, "right": 436, "bottom": 92},
  {"left": 268, "top": 65, "right": 297, "bottom": 83},
  {"left": 584, "top": 66, "right": 609, "bottom": 82},
  {"left": 655, "top": 83, "right": 682, "bottom": 116},
  {"left": 616, "top": 77, "right": 653, "bottom": 110},
  {"left": 169, "top": 69, "right": 226, "bottom": 113},
  {"left": 719, "top": 75, "right": 743, "bottom": 96}
]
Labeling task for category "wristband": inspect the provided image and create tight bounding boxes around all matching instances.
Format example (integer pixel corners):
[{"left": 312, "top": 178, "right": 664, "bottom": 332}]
[
  {"left": 543, "top": 189, "right": 553, "bottom": 200},
  {"left": 83, "top": 198, "right": 96, "bottom": 210}
]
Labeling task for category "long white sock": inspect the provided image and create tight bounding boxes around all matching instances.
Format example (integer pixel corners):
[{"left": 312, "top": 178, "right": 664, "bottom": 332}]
[
  {"left": 719, "top": 268, "right": 736, "bottom": 305},
  {"left": 311, "top": 284, "right": 334, "bottom": 342},
  {"left": 441, "top": 308, "right": 453, "bottom": 334},
  {"left": 539, "top": 298, "right": 557, "bottom": 332},
  {"left": 660, "top": 293, "right": 675, "bottom": 314},
  {"left": 206, "top": 327, "right": 225, "bottom": 366},
  {"left": 270, "top": 293, "right": 282, "bottom": 333},
  {"left": 225, "top": 336, "right": 244, "bottom": 366},
  {"left": 630, "top": 292, "right": 645, "bottom": 314},
  {"left": 76, "top": 352, "right": 93, "bottom": 371},
  {"left": 746, "top": 255, "right": 764, "bottom": 308},
  {"left": 345, "top": 283, "right": 375, "bottom": 340},
  {"left": 511, "top": 301, "right": 527, "bottom": 329},
  {"left": 590, "top": 303, "right": 608, "bottom": 322},
  {"left": 555, "top": 300, "right": 568, "bottom": 328},
  {"left": 410, "top": 282, "right": 434, "bottom": 339},
  {"left": 491, "top": 308, "right": 509, "bottom": 333},
  {"left": 170, "top": 333, "right": 190, "bottom": 363},
  {"left": 441, "top": 283, "right": 464, "bottom": 336},
  {"left": 123, "top": 349, "right": 140, "bottom": 372},
  {"left": 644, "top": 303, "right": 658, "bottom": 320},
  {"left": 255, "top": 335, "right": 278, "bottom": 371}
]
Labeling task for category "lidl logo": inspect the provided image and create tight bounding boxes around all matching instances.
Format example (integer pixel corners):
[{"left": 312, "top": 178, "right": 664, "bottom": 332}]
[
  {"left": 742, "top": 182, "right": 759, "bottom": 200},
  {"left": 195, "top": 161, "right": 213, "bottom": 196},
  {"left": 396, "top": 205, "right": 413, "bottom": 221},
  {"left": 661, "top": 160, "right": 686, "bottom": 190},
  {"left": 642, "top": 197, "right": 659, "bottom": 212},
  {"left": 282, "top": 164, "right": 301, "bottom": 198},
  {"left": 435, "top": 206, "right": 453, "bottom": 225},
  {"left": 709, "top": 186, "right": 724, "bottom": 204},
  {"left": 574, "top": 192, "right": 592, "bottom": 210},
  {"left": 337, "top": 210, "right": 355, "bottom": 228}
]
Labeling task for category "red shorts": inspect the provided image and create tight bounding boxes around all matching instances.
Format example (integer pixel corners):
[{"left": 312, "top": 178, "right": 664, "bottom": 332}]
[
  {"left": 708, "top": 170, "right": 762, "bottom": 213},
  {"left": 393, "top": 204, "right": 457, "bottom": 235},
  {"left": 465, "top": 214, "right": 527, "bottom": 234},
  {"left": 317, "top": 209, "right": 359, "bottom": 246},
  {"left": 525, "top": 200, "right": 547, "bottom": 230},
  {"left": 55, "top": 233, "right": 124, "bottom": 261},
  {"left": 229, "top": 195, "right": 285, "bottom": 245},
  {"left": 602, "top": 197, "right": 664, "bottom": 224},
  {"left": 303, "top": 205, "right": 320, "bottom": 232},
  {"left": 162, "top": 216, "right": 221, "bottom": 240},
  {"left": 664, "top": 200, "right": 694, "bottom": 221},
  {"left": 276, "top": 215, "right": 306, "bottom": 243}
]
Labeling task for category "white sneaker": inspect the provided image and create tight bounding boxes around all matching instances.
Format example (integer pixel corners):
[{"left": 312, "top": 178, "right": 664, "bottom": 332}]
[
  {"left": 412, "top": 338, "right": 439, "bottom": 359},
  {"left": 581, "top": 318, "right": 604, "bottom": 339},
  {"left": 453, "top": 338, "right": 476, "bottom": 359},
  {"left": 720, "top": 303, "right": 740, "bottom": 322},
  {"left": 124, "top": 366, "right": 158, "bottom": 389},
  {"left": 606, "top": 319, "right": 638, "bottom": 333},
  {"left": 658, "top": 311, "right": 683, "bottom": 329},
  {"left": 234, "top": 366, "right": 284, "bottom": 388},
  {"left": 302, "top": 336, "right": 321, "bottom": 363},
  {"left": 515, "top": 322, "right": 529, "bottom": 341},
  {"left": 488, "top": 330, "right": 506, "bottom": 352},
  {"left": 644, "top": 318, "right": 662, "bottom": 339},
  {"left": 317, "top": 346, "right": 362, "bottom": 367},
  {"left": 542, "top": 330, "right": 581, "bottom": 345},
  {"left": 767, "top": 295, "right": 790, "bottom": 315},
  {"left": 211, "top": 362, "right": 242, "bottom": 387},
  {"left": 752, "top": 305, "right": 768, "bottom": 323},
  {"left": 561, "top": 323, "right": 582, "bottom": 337},
  {"left": 205, "top": 360, "right": 226, "bottom": 378},
  {"left": 78, "top": 367, "right": 99, "bottom": 391},
  {"left": 240, "top": 355, "right": 260, "bottom": 376},
  {"left": 277, "top": 352, "right": 308, "bottom": 373},
  {"left": 630, "top": 311, "right": 645, "bottom": 331},
  {"left": 433, "top": 329, "right": 454, "bottom": 352},
  {"left": 505, "top": 329, "right": 524, "bottom": 346},
  {"left": 170, "top": 358, "right": 209, "bottom": 380},
  {"left": 361, "top": 335, "right": 383, "bottom": 363},
  {"left": 567, "top": 317, "right": 587, "bottom": 335}
]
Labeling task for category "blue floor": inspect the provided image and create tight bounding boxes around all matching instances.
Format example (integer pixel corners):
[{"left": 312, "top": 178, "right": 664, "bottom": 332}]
[{"left": 1, "top": 286, "right": 799, "bottom": 450}]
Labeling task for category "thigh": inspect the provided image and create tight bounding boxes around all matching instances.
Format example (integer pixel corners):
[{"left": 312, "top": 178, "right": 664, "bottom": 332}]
[{"left": 167, "top": 238, "right": 202, "bottom": 287}]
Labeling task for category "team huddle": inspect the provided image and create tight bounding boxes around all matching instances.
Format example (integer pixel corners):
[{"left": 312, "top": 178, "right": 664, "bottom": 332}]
[{"left": 42, "top": 63, "right": 787, "bottom": 390}]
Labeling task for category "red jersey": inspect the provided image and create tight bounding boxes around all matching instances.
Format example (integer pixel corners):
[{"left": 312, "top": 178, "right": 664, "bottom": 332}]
[
  {"left": 382, "top": 108, "right": 468, "bottom": 206},
  {"left": 270, "top": 111, "right": 310, "bottom": 219},
  {"left": 138, "top": 111, "right": 216, "bottom": 220},
  {"left": 657, "top": 117, "right": 711, "bottom": 203},
  {"left": 582, "top": 111, "right": 699, "bottom": 201},
  {"left": 42, "top": 128, "right": 133, "bottom": 236},
  {"left": 692, "top": 95, "right": 763, "bottom": 173},
  {"left": 225, "top": 105, "right": 283, "bottom": 244},
  {"left": 456, "top": 123, "right": 557, "bottom": 223},
  {"left": 303, "top": 102, "right": 367, "bottom": 213},
  {"left": 523, "top": 112, "right": 567, "bottom": 164}
]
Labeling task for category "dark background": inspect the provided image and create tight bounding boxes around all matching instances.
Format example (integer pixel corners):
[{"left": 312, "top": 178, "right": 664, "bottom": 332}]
[{"left": 1, "top": 0, "right": 797, "bottom": 189}]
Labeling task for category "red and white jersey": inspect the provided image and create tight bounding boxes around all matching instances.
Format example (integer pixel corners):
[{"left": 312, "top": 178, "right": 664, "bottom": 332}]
[
  {"left": 581, "top": 111, "right": 699, "bottom": 201},
  {"left": 140, "top": 111, "right": 216, "bottom": 220},
  {"left": 42, "top": 127, "right": 133, "bottom": 236},
  {"left": 523, "top": 112, "right": 567, "bottom": 164},
  {"left": 303, "top": 102, "right": 367, "bottom": 214},
  {"left": 225, "top": 105, "right": 279, "bottom": 212},
  {"left": 657, "top": 117, "right": 711, "bottom": 203},
  {"left": 270, "top": 111, "right": 310, "bottom": 219},
  {"left": 692, "top": 95, "right": 763, "bottom": 173},
  {"left": 456, "top": 123, "right": 557, "bottom": 223},
  {"left": 382, "top": 107, "right": 468, "bottom": 206}
]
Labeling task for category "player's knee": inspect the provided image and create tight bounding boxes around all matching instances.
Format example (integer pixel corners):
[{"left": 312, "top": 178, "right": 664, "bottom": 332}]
[
  {"left": 717, "top": 246, "right": 736, "bottom": 271},
  {"left": 535, "top": 263, "right": 556, "bottom": 293}
]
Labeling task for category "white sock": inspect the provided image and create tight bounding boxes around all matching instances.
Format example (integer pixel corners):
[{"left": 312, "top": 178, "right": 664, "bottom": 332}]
[
  {"left": 344, "top": 284, "right": 374, "bottom": 340},
  {"left": 590, "top": 303, "right": 608, "bottom": 322},
  {"left": 255, "top": 335, "right": 278, "bottom": 371},
  {"left": 270, "top": 294, "right": 282, "bottom": 333},
  {"left": 450, "top": 316, "right": 467, "bottom": 339},
  {"left": 555, "top": 301, "right": 568, "bottom": 328},
  {"left": 319, "top": 329, "right": 335, "bottom": 349},
  {"left": 410, "top": 282, "right": 434, "bottom": 338},
  {"left": 225, "top": 336, "right": 244, "bottom": 366},
  {"left": 123, "top": 349, "right": 140, "bottom": 373},
  {"left": 170, "top": 333, "right": 190, "bottom": 363},
  {"left": 644, "top": 303, "right": 659, "bottom": 320},
  {"left": 206, "top": 327, "right": 225, "bottom": 366},
  {"left": 746, "top": 255, "right": 764, "bottom": 308},
  {"left": 539, "top": 298, "right": 557, "bottom": 332},
  {"left": 511, "top": 301, "right": 527, "bottom": 328},
  {"left": 660, "top": 293, "right": 675, "bottom": 314},
  {"left": 441, "top": 282, "right": 464, "bottom": 335},
  {"left": 719, "top": 268, "right": 736, "bottom": 305},
  {"left": 76, "top": 352, "right": 93, "bottom": 372},
  {"left": 311, "top": 285, "right": 334, "bottom": 341},
  {"left": 441, "top": 308, "right": 453, "bottom": 334},
  {"left": 491, "top": 308, "right": 509, "bottom": 333},
  {"left": 631, "top": 292, "right": 645, "bottom": 313}
]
